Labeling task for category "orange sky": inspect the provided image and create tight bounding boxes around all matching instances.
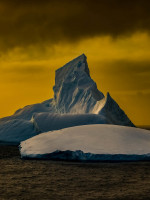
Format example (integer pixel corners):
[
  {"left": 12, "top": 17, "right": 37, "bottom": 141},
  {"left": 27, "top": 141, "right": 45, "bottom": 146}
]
[{"left": 0, "top": 0, "right": 150, "bottom": 125}]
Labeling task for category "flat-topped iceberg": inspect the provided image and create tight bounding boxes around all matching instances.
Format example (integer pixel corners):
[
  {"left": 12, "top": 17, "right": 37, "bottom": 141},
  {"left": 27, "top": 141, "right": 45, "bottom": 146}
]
[{"left": 20, "top": 124, "right": 150, "bottom": 161}]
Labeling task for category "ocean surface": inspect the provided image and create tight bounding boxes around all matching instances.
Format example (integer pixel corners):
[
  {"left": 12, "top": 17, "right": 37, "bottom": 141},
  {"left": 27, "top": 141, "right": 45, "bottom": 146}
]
[{"left": 1, "top": 145, "right": 150, "bottom": 200}]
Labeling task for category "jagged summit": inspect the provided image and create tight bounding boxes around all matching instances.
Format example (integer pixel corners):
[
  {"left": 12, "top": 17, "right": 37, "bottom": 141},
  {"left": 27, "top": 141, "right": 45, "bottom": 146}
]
[
  {"left": 56, "top": 54, "right": 88, "bottom": 73},
  {"left": 53, "top": 54, "right": 104, "bottom": 113},
  {"left": 55, "top": 54, "right": 89, "bottom": 84},
  {"left": 52, "top": 54, "right": 134, "bottom": 127},
  {"left": 0, "top": 54, "right": 135, "bottom": 144}
]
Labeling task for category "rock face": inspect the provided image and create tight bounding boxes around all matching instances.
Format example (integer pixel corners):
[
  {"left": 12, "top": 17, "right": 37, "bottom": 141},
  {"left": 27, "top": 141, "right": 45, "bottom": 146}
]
[{"left": 0, "top": 54, "right": 134, "bottom": 144}]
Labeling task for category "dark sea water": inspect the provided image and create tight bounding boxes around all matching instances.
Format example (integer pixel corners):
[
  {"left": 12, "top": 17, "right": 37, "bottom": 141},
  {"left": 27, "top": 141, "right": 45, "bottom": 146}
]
[{"left": 1, "top": 145, "right": 150, "bottom": 200}]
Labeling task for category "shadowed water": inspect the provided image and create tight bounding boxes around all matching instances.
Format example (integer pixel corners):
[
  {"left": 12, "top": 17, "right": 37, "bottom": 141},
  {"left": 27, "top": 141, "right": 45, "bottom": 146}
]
[{"left": 1, "top": 145, "right": 150, "bottom": 200}]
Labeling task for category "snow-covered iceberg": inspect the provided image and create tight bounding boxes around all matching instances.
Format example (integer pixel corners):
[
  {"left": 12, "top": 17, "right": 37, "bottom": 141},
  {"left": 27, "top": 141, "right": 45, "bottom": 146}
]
[
  {"left": 0, "top": 119, "right": 37, "bottom": 145},
  {"left": 20, "top": 124, "right": 150, "bottom": 161},
  {"left": 32, "top": 113, "right": 109, "bottom": 132},
  {"left": 0, "top": 54, "right": 134, "bottom": 144},
  {"left": 52, "top": 54, "right": 134, "bottom": 127}
]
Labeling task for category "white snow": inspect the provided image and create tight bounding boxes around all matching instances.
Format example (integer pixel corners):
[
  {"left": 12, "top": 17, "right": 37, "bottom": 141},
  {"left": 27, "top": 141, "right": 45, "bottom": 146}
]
[
  {"left": 0, "top": 100, "right": 54, "bottom": 123},
  {"left": 20, "top": 124, "right": 150, "bottom": 161}
]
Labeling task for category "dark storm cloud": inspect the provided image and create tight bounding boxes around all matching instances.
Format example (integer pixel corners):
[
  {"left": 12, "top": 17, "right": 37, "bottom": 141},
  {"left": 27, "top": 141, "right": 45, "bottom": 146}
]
[{"left": 0, "top": 0, "right": 150, "bottom": 50}]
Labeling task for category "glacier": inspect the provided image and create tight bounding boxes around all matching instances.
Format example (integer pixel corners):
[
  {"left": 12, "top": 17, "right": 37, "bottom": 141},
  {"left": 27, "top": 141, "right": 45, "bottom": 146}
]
[
  {"left": 0, "top": 54, "right": 135, "bottom": 144},
  {"left": 20, "top": 124, "right": 150, "bottom": 161}
]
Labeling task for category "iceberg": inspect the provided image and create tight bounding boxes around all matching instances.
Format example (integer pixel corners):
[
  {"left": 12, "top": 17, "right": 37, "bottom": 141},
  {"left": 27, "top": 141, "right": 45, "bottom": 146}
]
[
  {"left": 20, "top": 124, "right": 150, "bottom": 161},
  {"left": 0, "top": 119, "right": 37, "bottom": 145},
  {"left": 31, "top": 113, "right": 109, "bottom": 132},
  {"left": 0, "top": 54, "right": 134, "bottom": 143}
]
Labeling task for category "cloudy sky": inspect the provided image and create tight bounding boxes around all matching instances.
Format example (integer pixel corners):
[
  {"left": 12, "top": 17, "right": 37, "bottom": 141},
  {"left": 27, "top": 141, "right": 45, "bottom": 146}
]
[{"left": 0, "top": 0, "right": 150, "bottom": 125}]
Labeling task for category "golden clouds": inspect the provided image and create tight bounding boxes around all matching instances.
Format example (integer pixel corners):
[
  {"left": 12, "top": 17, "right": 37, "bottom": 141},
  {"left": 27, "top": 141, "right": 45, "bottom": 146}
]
[
  {"left": 0, "top": 0, "right": 150, "bottom": 125},
  {"left": 0, "top": 32, "right": 150, "bottom": 125}
]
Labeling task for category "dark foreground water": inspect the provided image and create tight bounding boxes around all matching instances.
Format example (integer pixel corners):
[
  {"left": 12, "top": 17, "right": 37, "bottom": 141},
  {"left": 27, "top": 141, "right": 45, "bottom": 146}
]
[{"left": 1, "top": 146, "right": 150, "bottom": 200}]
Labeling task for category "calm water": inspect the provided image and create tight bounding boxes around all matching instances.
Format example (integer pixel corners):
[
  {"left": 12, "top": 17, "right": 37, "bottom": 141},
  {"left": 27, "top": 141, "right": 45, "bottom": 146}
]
[{"left": 0, "top": 145, "right": 150, "bottom": 200}]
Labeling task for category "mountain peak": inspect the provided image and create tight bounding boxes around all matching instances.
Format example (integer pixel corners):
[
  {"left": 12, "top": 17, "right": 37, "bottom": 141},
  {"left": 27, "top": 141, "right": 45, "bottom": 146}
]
[
  {"left": 52, "top": 54, "right": 105, "bottom": 113},
  {"left": 76, "top": 53, "right": 87, "bottom": 59},
  {"left": 55, "top": 53, "right": 89, "bottom": 79}
]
